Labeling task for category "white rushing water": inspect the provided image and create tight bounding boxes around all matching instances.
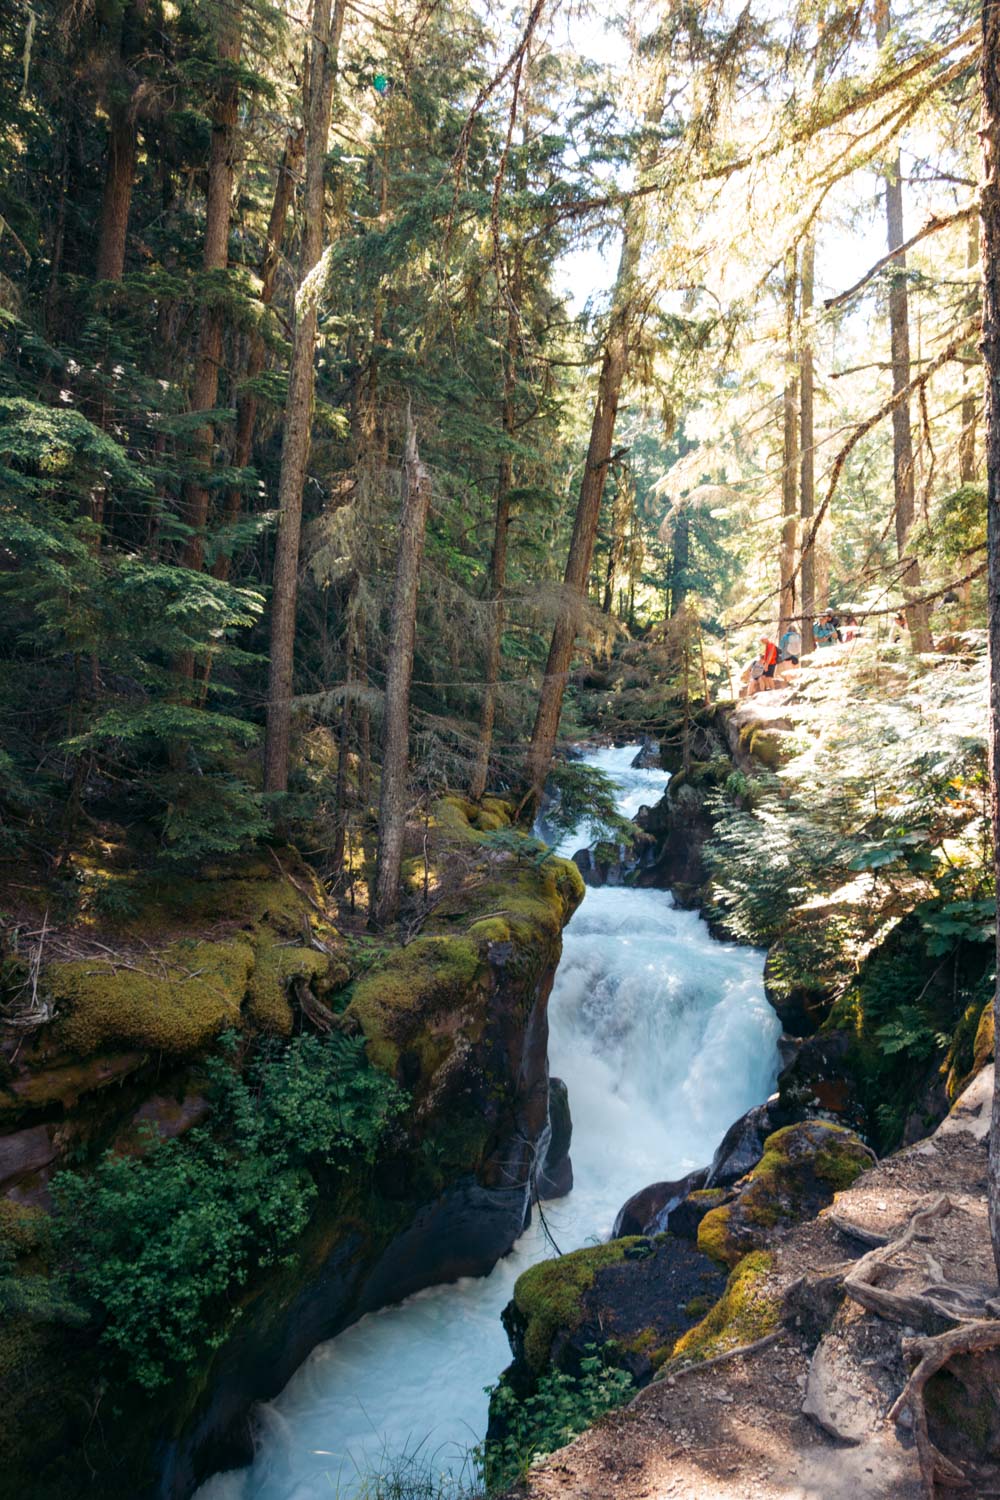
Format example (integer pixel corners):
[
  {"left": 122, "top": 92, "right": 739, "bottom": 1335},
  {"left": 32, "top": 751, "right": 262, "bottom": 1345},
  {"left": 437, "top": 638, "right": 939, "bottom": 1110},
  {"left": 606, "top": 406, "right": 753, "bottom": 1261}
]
[{"left": 198, "top": 744, "right": 780, "bottom": 1500}]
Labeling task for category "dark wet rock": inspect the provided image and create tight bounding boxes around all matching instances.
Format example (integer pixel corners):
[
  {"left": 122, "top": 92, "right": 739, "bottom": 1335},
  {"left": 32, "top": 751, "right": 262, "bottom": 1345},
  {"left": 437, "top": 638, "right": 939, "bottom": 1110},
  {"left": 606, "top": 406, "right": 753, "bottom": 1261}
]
[
  {"left": 668, "top": 1185, "right": 736, "bottom": 1241},
  {"left": 120, "top": 1092, "right": 211, "bottom": 1153},
  {"left": 707, "top": 1099, "right": 780, "bottom": 1187},
  {"left": 496, "top": 1233, "right": 728, "bottom": 1403},
  {"left": 0, "top": 1122, "right": 59, "bottom": 1193},
  {"left": 630, "top": 740, "right": 661, "bottom": 769},
  {"left": 612, "top": 1167, "right": 708, "bottom": 1238},
  {"left": 537, "top": 1076, "right": 573, "bottom": 1200},
  {"left": 572, "top": 845, "right": 630, "bottom": 888},
  {"left": 773, "top": 1031, "right": 867, "bottom": 1134}
]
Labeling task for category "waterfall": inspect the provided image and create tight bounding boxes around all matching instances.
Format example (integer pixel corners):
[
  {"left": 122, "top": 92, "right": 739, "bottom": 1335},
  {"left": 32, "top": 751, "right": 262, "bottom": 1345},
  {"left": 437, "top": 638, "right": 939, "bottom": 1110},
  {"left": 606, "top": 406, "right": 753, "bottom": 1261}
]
[{"left": 197, "top": 745, "right": 780, "bottom": 1500}]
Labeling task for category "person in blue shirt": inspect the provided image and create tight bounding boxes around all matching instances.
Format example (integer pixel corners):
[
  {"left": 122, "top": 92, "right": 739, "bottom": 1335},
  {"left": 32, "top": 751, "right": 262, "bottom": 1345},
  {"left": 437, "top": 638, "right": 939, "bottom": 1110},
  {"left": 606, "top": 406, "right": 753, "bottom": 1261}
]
[
  {"left": 778, "top": 625, "right": 801, "bottom": 665},
  {"left": 814, "top": 612, "right": 836, "bottom": 646}
]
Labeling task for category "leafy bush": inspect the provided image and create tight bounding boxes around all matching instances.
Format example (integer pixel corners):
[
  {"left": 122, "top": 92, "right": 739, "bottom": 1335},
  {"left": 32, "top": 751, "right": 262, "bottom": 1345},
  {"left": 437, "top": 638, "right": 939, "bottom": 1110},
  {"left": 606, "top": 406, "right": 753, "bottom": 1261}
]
[
  {"left": 52, "top": 1033, "right": 408, "bottom": 1389},
  {"left": 481, "top": 1350, "right": 634, "bottom": 1490}
]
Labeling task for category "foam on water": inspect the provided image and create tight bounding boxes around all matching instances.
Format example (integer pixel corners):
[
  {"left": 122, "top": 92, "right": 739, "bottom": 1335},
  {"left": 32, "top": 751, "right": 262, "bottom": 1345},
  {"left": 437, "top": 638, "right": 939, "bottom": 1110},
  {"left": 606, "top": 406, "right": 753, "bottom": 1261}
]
[{"left": 197, "top": 744, "right": 780, "bottom": 1500}]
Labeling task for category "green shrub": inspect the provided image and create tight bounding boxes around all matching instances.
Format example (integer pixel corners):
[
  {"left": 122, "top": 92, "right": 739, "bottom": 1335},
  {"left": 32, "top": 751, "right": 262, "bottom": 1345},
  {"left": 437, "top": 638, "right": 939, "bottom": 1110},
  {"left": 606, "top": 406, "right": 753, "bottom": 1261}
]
[
  {"left": 52, "top": 1032, "right": 407, "bottom": 1389},
  {"left": 481, "top": 1349, "right": 634, "bottom": 1490}
]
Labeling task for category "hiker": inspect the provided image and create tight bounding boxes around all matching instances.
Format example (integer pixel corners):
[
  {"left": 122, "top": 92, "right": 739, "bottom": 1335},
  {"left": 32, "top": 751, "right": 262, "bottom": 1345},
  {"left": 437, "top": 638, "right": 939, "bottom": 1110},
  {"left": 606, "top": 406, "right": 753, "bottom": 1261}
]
[
  {"left": 813, "top": 611, "right": 836, "bottom": 647},
  {"left": 890, "top": 610, "right": 908, "bottom": 642},
  {"left": 841, "top": 614, "right": 860, "bottom": 641},
  {"left": 743, "top": 635, "right": 779, "bottom": 696},
  {"left": 778, "top": 623, "right": 801, "bottom": 667}
]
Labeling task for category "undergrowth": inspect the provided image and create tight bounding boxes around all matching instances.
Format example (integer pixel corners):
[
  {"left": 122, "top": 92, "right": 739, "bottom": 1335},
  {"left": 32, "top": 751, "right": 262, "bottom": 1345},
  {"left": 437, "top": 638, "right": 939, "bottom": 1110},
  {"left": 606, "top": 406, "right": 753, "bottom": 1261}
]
[{"left": 51, "top": 1031, "right": 408, "bottom": 1389}]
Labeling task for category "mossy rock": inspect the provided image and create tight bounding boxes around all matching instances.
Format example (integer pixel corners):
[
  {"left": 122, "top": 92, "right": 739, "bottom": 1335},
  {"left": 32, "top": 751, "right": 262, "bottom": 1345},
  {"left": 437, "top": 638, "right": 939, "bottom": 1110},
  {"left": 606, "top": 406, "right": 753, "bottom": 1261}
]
[
  {"left": 926, "top": 1348, "right": 1000, "bottom": 1463},
  {"left": 668, "top": 1251, "right": 780, "bottom": 1366},
  {"left": 506, "top": 1235, "right": 727, "bottom": 1383},
  {"left": 973, "top": 1002, "right": 994, "bottom": 1074},
  {"left": 944, "top": 998, "right": 993, "bottom": 1102},
  {"left": 245, "top": 938, "right": 348, "bottom": 1036},
  {"left": 346, "top": 935, "right": 486, "bottom": 1079},
  {"left": 698, "top": 1120, "right": 871, "bottom": 1268},
  {"left": 48, "top": 935, "right": 256, "bottom": 1057},
  {"left": 509, "top": 1239, "right": 645, "bottom": 1374}
]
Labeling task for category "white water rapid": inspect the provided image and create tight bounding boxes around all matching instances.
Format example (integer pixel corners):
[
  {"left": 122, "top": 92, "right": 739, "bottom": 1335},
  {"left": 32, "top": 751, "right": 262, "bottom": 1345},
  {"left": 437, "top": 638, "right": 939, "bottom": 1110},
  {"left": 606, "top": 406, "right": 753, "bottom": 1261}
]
[{"left": 198, "top": 744, "right": 780, "bottom": 1500}]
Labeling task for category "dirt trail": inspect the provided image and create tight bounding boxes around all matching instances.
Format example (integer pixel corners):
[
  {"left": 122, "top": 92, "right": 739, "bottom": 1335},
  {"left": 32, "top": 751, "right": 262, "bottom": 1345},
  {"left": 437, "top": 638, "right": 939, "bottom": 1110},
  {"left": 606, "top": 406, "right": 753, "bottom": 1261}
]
[{"left": 517, "top": 1069, "right": 996, "bottom": 1500}]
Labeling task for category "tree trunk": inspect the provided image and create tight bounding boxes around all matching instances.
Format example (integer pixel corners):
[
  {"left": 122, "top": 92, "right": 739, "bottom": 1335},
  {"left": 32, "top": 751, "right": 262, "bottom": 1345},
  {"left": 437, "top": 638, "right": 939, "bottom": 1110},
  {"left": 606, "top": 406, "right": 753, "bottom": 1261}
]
[
  {"left": 877, "top": 2, "right": 932, "bottom": 652},
  {"left": 521, "top": 63, "right": 664, "bottom": 814},
  {"left": 980, "top": 0, "right": 1000, "bottom": 1284},
  {"left": 372, "top": 415, "right": 433, "bottom": 928},
  {"left": 357, "top": 604, "right": 372, "bottom": 806},
  {"left": 212, "top": 125, "right": 304, "bottom": 584},
  {"left": 522, "top": 309, "right": 630, "bottom": 811},
  {"left": 779, "top": 246, "right": 799, "bottom": 638},
  {"left": 602, "top": 472, "right": 632, "bottom": 614},
  {"left": 96, "top": 103, "right": 137, "bottom": 282},
  {"left": 470, "top": 263, "right": 521, "bottom": 802},
  {"left": 958, "top": 218, "right": 981, "bottom": 630},
  {"left": 669, "top": 506, "right": 690, "bottom": 617},
  {"left": 800, "top": 234, "right": 816, "bottom": 653},
  {"left": 94, "top": 0, "right": 148, "bottom": 283},
  {"left": 176, "top": 0, "right": 242, "bottom": 637},
  {"left": 264, "top": 0, "right": 345, "bottom": 794}
]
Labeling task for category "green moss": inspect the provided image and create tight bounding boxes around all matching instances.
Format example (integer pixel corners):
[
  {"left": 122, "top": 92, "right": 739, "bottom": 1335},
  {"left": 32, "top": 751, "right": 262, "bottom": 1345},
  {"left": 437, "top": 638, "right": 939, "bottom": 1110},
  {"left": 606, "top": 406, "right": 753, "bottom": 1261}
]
[
  {"left": 697, "top": 1204, "right": 735, "bottom": 1267},
  {"left": 699, "top": 1121, "right": 870, "bottom": 1268},
  {"left": 668, "top": 1252, "right": 779, "bottom": 1366},
  {"left": 0, "top": 1201, "right": 48, "bottom": 1265},
  {"left": 974, "top": 1003, "right": 994, "bottom": 1074},
  {"left": 346, "top": 935, "right": 485, "bottom": 1076},
  {"left": 683, "top": 1296, "right": 713, "bottom": 1320},
  {"left": 50, "top": 935, "right": 255, "bottom": 1056},
  {"left": 512, "top": 1239, "right": 645, "bottom": 1374},
  {"left": 246, "top": 939, "right": 335, "bottom": 1035},
  {"left": 687, "top": 1188, "right": 728, "bottom": 1207}
]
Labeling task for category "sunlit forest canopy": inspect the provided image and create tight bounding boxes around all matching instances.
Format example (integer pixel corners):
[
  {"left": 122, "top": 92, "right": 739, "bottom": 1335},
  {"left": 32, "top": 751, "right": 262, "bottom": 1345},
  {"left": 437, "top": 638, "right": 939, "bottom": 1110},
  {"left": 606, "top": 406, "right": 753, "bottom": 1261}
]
[{"left": 0, "top": 0, "right": 986, "bottom": 897}]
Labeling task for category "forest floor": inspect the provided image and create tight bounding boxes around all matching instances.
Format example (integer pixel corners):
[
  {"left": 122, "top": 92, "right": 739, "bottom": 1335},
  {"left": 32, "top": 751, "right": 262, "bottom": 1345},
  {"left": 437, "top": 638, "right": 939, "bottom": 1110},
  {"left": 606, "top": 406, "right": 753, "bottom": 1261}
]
[{"left": 514, "top": 1068, "right": 997, "bottom": 1500}]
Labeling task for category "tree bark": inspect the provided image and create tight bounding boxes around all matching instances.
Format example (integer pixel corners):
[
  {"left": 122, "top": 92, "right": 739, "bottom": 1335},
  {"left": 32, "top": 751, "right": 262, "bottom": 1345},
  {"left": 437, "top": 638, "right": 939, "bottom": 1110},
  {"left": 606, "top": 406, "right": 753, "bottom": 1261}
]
[
  {"left": 212, "top": 125, "right": 304, "bottom": 584},
  {"left": 176, "top": 0, "right": 242, "bottom": 622},
  {"left": 264, "top": 0, "right": 345, "bottom": 793},
  {"left": 96, "top": 104, "right": 138, "bottom": 282},
  {"left": 603, "top": 472, "right": 632, "bottom": 615},
  {"left": 470, "top": 261, "right": 521, "bottom": 802},
  {"left": 779, "top": 246, "right": 799, "bottom": 639},
  {"left": 522, "top": 305, "right": 631, "bottom": 811},
  {"left": 877, "top": 2, "right": 932, "bottom": 652},
  {"left": 520, "top": 60, "right": 665, "bottom": 815},
  {"left": 94, "top": 0, "right": 148, "bottom": 283},
  {"left": 800, "top": 234, "right": 816, "bottom": 653},
  {"left": 958, "top": 220, "right": 981, "bottom": 629},
  {"left": 980, "top": 0, "right": 1000, "bottom": 1284},
  {"left": 669, "top": 506, "right": 690, "bottom": 617},
  {"left": 372, "top": 415, "right": 433, "bottom": 928}
]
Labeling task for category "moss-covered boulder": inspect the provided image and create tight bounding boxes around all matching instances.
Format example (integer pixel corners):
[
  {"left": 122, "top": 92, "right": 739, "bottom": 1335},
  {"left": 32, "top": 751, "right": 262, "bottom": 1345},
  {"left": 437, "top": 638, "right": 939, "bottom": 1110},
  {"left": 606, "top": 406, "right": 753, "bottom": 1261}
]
[
  {"left": 698, "top": 1120, "right": 872, "bottom": 1269},
  {"left": 502, "top": 1235, "right": 728, "bottom": 1388}
]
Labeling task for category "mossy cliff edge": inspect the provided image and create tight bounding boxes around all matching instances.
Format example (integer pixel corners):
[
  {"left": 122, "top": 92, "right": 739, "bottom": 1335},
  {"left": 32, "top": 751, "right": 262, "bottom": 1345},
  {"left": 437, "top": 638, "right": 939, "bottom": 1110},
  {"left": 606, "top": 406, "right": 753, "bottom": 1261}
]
[{"left": 0, "top": 800, "right": 584, "bottom": 1499}]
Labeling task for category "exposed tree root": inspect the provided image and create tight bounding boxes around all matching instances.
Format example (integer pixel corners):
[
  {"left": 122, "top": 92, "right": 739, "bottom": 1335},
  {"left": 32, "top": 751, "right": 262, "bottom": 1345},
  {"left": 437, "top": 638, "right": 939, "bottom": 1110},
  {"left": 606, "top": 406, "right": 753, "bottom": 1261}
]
[
  {"left": 889, "top": 1321, "right": 1000, "bottom": 1498},
  {"left": 841, "top": 1195, "right": 992, "bottom": 1326}
]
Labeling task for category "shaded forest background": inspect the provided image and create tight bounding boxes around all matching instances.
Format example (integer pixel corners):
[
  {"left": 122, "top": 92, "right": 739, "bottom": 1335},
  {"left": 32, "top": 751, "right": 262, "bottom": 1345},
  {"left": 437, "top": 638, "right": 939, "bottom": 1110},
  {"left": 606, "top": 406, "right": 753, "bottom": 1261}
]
[{"left": 0, "top": 0, "right": 988, "bottom": 923}]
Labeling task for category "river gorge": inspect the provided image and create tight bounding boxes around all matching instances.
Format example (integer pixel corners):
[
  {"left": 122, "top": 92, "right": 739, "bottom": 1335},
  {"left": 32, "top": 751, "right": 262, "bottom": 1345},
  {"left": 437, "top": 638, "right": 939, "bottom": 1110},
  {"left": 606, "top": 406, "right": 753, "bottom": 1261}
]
[{"left": 198, "top": 746, "right": 782, "bottom": 1500}]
